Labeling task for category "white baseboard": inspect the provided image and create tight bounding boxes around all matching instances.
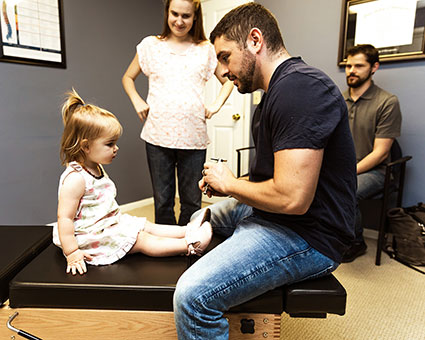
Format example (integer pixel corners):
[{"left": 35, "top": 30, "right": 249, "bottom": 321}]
[
  {"left": 119, "top": 197, "right": 154, "bottom": 213},
  {"left": 364, "top": 228, "right": 378, "bottom": 240}
]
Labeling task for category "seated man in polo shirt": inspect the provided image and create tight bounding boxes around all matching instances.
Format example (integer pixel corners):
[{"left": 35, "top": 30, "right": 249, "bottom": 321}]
[{"left": 342, "top": 44, "right": 402, "bottom": 262}]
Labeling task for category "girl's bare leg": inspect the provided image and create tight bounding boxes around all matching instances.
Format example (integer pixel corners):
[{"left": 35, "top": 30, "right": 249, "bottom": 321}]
[
  {"left": 143, "top": 208, "right": 211, "bottom": 239},
  {"left": 129, "top": 230, "right": 188, "bottom": 257},
  {"left": 129, "top": 221, "right": 213, "bottom": 257},
  {"left": 143, "top": 221, "right": 186, "bottom": 238}
]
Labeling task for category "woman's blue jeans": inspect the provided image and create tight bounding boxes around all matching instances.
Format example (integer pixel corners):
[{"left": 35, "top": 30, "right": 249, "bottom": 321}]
[
  {"left": 174, "top": 199, "right": 339, "bottom": 339},
  {"left": 145, "top": 142, "right": 206, "bottom": 225}
]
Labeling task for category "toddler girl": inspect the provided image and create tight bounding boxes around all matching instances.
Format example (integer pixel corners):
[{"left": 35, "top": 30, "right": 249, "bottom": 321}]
[{"left": 53, "top": 89, "right": 212, "bottom": 275}]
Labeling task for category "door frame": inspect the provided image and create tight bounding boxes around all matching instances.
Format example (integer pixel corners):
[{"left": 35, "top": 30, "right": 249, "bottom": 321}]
[{"left": 200, "top": 0, "right": 252, "bottom": 204}]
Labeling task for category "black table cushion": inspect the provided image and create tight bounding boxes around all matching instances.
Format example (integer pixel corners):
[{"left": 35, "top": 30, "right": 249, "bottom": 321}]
[
  {"left": 9, "top": 235, "right": 346, "bottom": 316},
  {"left": 10, "top": 244, "right": 188, "bottom": 311},
  {"left": 284, "top": 274, "right": 346, "bottom": 316},
  {"left": 0, "top": 225, "right": 52, "bottom": 305}
]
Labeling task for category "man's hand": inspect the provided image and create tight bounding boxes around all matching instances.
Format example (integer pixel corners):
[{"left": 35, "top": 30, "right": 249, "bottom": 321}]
[
  {"left": 199, "top": 176, "right": 227, "bottom": 198},
  {"left": 356, "top": 138, "right": 393, "bottom": 174},
  {"left": 200, "top": 162, "right": 236, "bottom": 197}
]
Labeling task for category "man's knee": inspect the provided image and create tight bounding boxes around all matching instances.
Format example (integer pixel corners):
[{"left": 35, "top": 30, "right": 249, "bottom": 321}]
[{"left": 174, "top": 273, "right": 199, "bottom": 313}]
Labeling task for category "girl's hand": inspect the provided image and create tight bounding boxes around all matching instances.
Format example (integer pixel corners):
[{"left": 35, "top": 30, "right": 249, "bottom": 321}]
[
  {"left": 134, "top": 99, "right": 150, "bottom": 121},
  {"left": 66, "top": 249, "right": 93, "bottom": 276}
]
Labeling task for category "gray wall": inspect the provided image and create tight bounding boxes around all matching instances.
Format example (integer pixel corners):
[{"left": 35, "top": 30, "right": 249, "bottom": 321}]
[
  {"left": 1, "top": 0, "right": 424, "bottom": 225},
  {"left": 0, "top": 0, "right": 163, "bottom": 224},
  {"left": 258, "top": 0, "right": 425, "bottom": 206}
]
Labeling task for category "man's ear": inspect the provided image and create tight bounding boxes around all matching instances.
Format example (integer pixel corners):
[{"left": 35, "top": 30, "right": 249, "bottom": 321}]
[
  {"left": 371, "top": 62, "right": 380, "bottom": 75},
  {"left": 247, "top": 28, "right": 263, "bottom": 53}
]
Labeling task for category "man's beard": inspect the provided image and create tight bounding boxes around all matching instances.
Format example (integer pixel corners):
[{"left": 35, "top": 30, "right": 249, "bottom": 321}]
[
  {"left": 346, "top": 69, "right": 373, "bottom": 88},
  {"left": 236, "top": 50, "right": 256, "bottom": 94}
]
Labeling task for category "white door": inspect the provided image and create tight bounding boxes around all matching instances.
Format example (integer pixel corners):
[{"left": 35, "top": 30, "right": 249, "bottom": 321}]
[{"left": 201, "top": 0, "right": 252, "bottom": 203}]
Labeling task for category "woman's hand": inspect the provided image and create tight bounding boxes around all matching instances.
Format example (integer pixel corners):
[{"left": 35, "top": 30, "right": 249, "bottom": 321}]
[
  {"left": 122, "top": 53, "right": 149, "bottom": 122},
  {"left": 134, "top": 98, "right": 150, "bottom": 121},
  {"left": 66, "top": 249, "right": 93, "bottom": 276},
  {"left": 205, "top": 102, "right": 221, "bottom": 119},
  {"left": 205, "top": 77, "right": 234, "bottom": 119}
]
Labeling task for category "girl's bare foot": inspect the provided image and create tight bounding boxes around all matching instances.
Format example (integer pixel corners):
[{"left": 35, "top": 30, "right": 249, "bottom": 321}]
[
  {"left": 188, "top": 208, "right": 211, "bottom": 227},
  {"left": 186, "top": 221, "right": 212, "bottom": 256}
]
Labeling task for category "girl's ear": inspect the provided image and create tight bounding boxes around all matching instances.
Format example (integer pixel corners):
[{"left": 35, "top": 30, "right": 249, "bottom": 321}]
[{"left": 81, "top": 139, "right": 90, "bottom": 152}]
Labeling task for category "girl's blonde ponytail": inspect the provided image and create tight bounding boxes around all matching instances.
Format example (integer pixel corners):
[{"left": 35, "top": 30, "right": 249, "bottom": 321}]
[{"left": 61, "top": 88, "right": 85, "bottom": 126}]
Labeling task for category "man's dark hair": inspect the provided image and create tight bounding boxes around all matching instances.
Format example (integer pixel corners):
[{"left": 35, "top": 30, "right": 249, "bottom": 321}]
[
  {"left": 347, "top": 44, "right": 379, "bottom": 66},
  {"left": 210, "top": 3, "right": 285, "bottom": 55}
]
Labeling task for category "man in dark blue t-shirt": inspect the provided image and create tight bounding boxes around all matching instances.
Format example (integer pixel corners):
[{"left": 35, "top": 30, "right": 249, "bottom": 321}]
[{"left": 173, "top": 3, "right": 356, "bottom": 339}]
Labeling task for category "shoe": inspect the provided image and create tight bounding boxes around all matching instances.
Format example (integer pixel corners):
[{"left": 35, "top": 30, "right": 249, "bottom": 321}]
[
  {"left": 185, "top": 222, "right": 213, "bottom": 256},
  {"left": 188, "top": 208, "right": 211, "bottom": 228},
  {"left": 342, "top": 241, "right": 367, "bottom": 263},
  {"left": 185, "top": 208, "right": 212, "bottom": 256}
]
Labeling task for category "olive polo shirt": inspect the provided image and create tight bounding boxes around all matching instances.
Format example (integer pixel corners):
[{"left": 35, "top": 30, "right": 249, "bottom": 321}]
[{"left": 343, "top": 82, "right": 402, "bottom": 171}]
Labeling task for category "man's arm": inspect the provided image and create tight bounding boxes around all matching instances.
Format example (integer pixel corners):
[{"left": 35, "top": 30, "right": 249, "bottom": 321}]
[
  {"left": 356, "top": 137, "right": 393, "bottom": 174},
  {"left": 201, "top": 148, "right": 323, "bottom": 215}
]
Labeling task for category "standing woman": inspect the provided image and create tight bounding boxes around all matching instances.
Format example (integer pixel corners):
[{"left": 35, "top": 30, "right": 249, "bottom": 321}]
[{"left": 122, "top": 0, "right": 233, "bottom": 225}]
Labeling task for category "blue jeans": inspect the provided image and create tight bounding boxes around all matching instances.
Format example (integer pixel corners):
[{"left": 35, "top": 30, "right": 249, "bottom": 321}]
[
  {"left": 145, "top": 142, "right": 206, "bottom": 225},
  {"left": 174, "top": 199, "right": 339, "bottom": 339},
  {"left": 354, "top": 169, "right": 385, "bottom": 242}
]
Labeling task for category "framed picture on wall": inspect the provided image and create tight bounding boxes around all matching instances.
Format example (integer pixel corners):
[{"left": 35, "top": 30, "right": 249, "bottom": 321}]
[
  {"left": 0, "top": 0, "right": 66, "bottom": 68},
  {"left": 338, "top": 0, "right": 425, "bottom": 65}
]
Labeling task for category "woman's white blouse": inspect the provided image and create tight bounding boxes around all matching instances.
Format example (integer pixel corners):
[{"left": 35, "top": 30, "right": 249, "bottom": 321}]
[{"left": 137, "top": 36, "right": 218, "bottom": 149}]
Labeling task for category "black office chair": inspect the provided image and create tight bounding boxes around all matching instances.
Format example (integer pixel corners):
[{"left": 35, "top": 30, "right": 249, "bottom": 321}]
[
  {"left": 236, "top": 146, "right": 254, "bottom": 178},
  {"left": 238, "top": 141, "right": 412, "bottom": 266},
  {"left": 359, "top": 140, "right": 412, "bottom": 265}
]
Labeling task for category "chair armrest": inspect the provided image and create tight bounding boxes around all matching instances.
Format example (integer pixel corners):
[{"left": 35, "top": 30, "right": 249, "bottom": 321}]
[
  {"left": 236, "top": 146, "right": 255, "bottom": 153},
  {"left": 384, "top": 155, "right": 411, "bottom": 185},
  {"left": 387, "top": 155, "right": 412, "bottom": 168},
  {"left": 380, "top": 154, "right": 412, "bottom": 208},
  {"left": 236, "top": 146, "right": 254, "bottom": 178}
]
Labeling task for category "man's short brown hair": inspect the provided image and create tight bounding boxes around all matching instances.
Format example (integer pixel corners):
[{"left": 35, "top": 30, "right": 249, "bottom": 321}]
[
  {"left": 347, "top": 44, "right": 379, "bottom": 66},
  {"left": 210, "top": 3, "right": 285, "bottom": 55}
]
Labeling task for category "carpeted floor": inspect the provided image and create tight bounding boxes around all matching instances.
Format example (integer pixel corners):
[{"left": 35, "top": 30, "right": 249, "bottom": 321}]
[
  {"left": 127, "top": 201, "right": 425, "bottom": 340},
  {"left": 279, "top": 237, "right": 425, "bottom": 340}
]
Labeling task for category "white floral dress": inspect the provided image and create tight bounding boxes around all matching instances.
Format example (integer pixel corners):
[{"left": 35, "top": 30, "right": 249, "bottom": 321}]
[{"left": 53, "top": 162, "right": 145, "bottom": 265}]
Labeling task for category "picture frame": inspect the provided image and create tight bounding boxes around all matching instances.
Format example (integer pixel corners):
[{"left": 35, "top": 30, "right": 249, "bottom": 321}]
[
  {"left": 338, "top": 0, "right": 425, "bottom": 65},
  {"left": 0, "top": 0, "right": 66, "bottom": 68}
]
